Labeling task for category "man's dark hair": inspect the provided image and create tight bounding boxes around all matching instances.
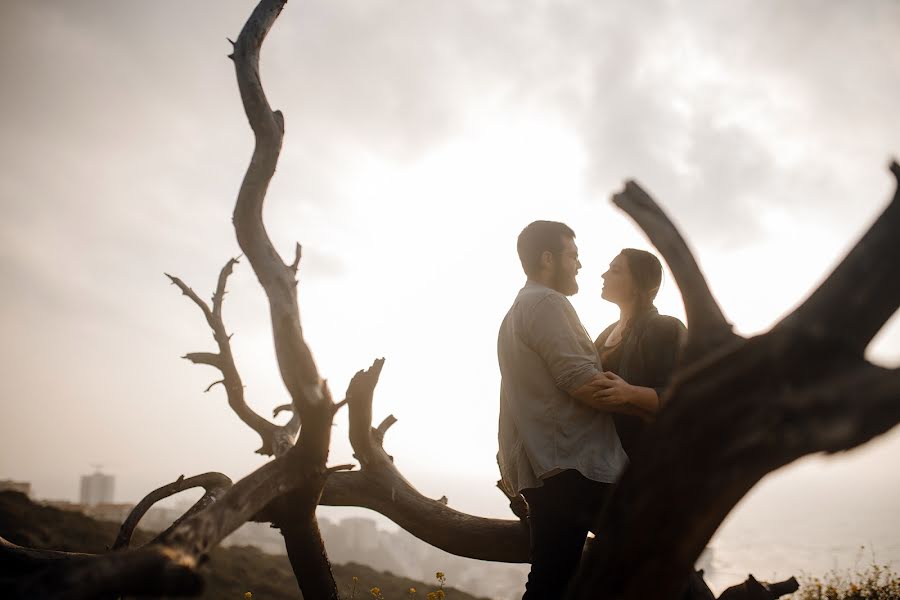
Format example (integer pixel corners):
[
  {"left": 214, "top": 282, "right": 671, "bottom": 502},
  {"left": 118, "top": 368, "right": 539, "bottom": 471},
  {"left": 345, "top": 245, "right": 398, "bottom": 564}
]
[{"left": 516, "top": 220, "right": 576, "bottom": 277}]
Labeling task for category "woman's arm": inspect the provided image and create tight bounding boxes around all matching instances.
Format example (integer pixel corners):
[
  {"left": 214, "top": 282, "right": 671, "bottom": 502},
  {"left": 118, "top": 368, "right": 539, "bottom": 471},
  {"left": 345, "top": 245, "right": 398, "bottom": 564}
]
[
  {"left": 590, "top": 372, "right": 659, "bottom": 421},
  {"left": 589, "top": 315, "right": 686, "bottom": 418}
]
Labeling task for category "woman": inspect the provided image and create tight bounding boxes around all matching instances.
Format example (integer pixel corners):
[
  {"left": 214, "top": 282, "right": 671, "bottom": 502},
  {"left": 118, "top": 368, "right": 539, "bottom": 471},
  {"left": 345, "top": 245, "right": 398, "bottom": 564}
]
[{"left": 593, "top": 248, "right": 685, "bottom": 458}]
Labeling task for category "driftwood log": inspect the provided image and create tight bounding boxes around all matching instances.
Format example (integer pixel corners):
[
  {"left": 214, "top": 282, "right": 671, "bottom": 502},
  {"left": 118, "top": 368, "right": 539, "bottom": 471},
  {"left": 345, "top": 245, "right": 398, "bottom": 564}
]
[
  {"left": 2, "top": 0, "right": 898, "bottom": 598},
  {"left": 718, "top": 575, "right": 800, "bottom": 600}
]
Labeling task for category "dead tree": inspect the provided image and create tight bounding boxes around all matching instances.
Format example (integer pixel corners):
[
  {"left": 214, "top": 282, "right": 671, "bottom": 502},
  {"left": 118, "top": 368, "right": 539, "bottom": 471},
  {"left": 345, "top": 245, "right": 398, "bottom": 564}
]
[
  {"left": 1, "top": 0, "right": 898, "bottom": 598},
  {"left": 4, "top": 1, "right": 346, "bottom": 598},
  {"left": 564, "top": 171, "right": 900, "bottom": 599}
]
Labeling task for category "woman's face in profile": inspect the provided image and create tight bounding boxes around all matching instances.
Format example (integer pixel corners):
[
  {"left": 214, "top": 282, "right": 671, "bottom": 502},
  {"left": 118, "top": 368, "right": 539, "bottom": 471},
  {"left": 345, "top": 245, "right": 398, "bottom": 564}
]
[{"left": 601, "top": 253, "right": 636, "bottom": 306}]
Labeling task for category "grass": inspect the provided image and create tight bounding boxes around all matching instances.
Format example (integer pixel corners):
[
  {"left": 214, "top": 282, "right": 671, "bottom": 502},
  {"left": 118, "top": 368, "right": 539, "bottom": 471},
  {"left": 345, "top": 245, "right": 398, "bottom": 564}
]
[{"left": 797, "top": 547, "right": 900, "bottom": 600}]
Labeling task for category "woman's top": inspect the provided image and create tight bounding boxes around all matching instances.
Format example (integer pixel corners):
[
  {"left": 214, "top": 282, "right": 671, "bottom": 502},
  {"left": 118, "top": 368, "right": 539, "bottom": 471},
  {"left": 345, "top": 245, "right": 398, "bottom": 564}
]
[{"left": 594, "top": 306, "right": 686, "bottom": 458}]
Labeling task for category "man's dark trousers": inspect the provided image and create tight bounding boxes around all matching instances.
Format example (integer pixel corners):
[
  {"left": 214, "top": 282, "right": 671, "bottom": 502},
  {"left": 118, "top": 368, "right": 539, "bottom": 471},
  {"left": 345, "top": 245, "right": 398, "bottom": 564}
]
[{"left": 521, "top": 469, "right": 610, "bottom": 600}]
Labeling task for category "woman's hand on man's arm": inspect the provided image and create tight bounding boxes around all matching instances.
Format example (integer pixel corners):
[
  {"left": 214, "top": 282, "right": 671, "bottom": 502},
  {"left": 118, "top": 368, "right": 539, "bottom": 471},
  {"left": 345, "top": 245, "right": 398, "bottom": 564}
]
[{"left": 577, "top": 372, "right": 659, "bottom": 420}]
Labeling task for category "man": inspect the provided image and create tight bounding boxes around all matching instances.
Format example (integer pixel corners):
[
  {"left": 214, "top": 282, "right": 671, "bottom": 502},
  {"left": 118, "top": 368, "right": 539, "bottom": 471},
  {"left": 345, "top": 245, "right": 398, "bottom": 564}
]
[{"left": 497, "top": 220, "right": 636, "bottom": 599}]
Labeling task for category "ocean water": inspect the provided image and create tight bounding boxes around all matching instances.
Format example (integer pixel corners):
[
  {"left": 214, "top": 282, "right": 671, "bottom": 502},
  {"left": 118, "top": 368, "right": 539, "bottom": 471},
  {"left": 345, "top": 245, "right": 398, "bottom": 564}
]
[{"left": 700, "top": 460, "right": 900, "bottom": 595}]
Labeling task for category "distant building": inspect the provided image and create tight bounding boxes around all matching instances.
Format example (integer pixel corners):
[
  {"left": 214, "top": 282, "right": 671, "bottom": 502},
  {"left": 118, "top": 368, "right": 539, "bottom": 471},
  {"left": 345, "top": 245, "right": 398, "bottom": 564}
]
[
  {"left": 84, "top": 502, "right": 134, "bottom": 524},
  {"left": 339, "top": 517, "right": 379, "bottom": 552},
  {"left": 79, "top": 471, "right": 115, "bottom": 506},
  {"left": 0, "top": 479, "right": 31, "bottom": 496}
]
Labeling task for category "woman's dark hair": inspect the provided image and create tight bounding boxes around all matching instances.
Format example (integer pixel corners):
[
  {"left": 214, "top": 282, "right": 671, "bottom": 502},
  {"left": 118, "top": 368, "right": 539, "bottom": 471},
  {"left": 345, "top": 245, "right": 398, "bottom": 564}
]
[
  {"left": 620, "top": 248, "right": 662, "bottom": 309},
  {"left": 517, "top": 220, "right": 576, "bottom": 277}
]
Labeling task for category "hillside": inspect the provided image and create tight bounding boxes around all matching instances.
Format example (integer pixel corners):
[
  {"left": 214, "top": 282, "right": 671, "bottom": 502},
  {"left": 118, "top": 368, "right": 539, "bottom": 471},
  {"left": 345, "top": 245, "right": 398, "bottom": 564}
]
[{"left": 0, "top": 491, "right": 491, "bottom": 599}]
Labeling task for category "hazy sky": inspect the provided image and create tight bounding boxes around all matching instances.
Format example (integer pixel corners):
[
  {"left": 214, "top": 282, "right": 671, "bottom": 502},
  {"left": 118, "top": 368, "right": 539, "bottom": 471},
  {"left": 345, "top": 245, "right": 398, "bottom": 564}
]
[{"left": 1, "top": 0, "right": 899, "bottom": 581}]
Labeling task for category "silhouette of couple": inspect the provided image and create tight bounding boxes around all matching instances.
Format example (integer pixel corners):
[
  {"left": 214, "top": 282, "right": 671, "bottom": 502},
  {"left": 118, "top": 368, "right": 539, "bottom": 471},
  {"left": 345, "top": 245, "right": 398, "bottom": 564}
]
[{"left": 497, "top": 220, "right": 685, "bottom": 599}]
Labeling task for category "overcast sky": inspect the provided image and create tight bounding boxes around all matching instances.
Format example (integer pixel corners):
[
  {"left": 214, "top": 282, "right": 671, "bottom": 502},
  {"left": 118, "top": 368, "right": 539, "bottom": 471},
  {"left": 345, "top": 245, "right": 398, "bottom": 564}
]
[{"left": 1, "top": 0, "right": 898, "bottom": 584}]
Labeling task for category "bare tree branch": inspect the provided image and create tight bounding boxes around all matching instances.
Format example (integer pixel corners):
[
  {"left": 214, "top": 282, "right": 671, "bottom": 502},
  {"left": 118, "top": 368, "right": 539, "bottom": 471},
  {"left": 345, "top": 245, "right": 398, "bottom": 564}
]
[
  {"left": 273, "top": 402, "right": 293, "bottom": 417},
  {"left": 612, "top": 181, "right": 739, "bottom": 362},
  {"left": 229, "top": 1, "right": 338, "bottom": 597},
  {"left": 374, "top": 414, "right": 397, "bottom": 442},
  {"left": 113, "top": 473, "right": 232, "bottom": 550},
  {"left": 165, "top": 273, "right": 213, "bottom": 321},
  {"left": 776, "top": 161, "right": 900, "bottom": 353},
  {"left": 230, "top": 0, "right": 324, "bottom": 418},
  {"left": 170, "top": 260, "right": 300, "bottom": 456},
  {"left": 321, "top": 470, "right": 531, "bottom": 562},
  {"left": 204, "top": 379, "right": 225, "bottom": 393},
  {"left": 313, "top": 357, "right": 532, "bottom": 561},
  {"left": 290, "top": 242, "right": 302, "bottom": 275},
  {"left": 348, "top": 358, "right": 386, "bottom": 468},
  {"left": 211, "top": 257, "right": 239, "bottom": 319},
  {"left": 182, "top": 352, "right": 224, "bottom": 369},
  {"left": 718, "top": 575, "right": 799, "bottom": 600}
]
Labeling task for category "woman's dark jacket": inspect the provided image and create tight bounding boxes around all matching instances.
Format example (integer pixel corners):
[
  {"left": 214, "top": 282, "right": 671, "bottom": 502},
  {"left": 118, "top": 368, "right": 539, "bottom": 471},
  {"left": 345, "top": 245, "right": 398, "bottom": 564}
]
[{"left": 594, "top": 307, "right": 686, "bottom": 458}]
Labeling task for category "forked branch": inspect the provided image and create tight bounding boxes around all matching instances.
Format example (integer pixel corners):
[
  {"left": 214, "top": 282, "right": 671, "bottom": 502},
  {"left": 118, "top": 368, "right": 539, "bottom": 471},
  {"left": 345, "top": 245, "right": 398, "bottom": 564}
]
[
  {"left": 314, "top": 356, "right": 531, "bottom": 561},
  {"left": 113, "top": 472, "right": 232, "bottom": 550},
  {"left": 168, "top": 259, "right": 299, "bottom": 456}
]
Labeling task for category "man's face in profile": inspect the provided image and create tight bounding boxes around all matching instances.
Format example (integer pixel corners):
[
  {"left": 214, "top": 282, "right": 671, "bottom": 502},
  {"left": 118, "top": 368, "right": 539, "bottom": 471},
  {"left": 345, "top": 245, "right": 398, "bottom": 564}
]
[{"left": 551, "top": 236, "right": 581, "bottom": 296}]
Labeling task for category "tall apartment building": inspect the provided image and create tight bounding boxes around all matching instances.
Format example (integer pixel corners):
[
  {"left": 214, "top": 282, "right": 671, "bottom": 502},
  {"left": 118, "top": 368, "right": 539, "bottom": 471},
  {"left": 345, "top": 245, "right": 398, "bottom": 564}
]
[{"left": 79, "top": 470, "right": 114, "bottom": 506}]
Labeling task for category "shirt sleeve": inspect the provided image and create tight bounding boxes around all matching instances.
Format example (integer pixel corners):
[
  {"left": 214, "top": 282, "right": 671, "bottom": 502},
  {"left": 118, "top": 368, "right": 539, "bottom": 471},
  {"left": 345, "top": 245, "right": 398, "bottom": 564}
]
[{"left": 524, "top": 294, "right": 600, "bottom": 391}]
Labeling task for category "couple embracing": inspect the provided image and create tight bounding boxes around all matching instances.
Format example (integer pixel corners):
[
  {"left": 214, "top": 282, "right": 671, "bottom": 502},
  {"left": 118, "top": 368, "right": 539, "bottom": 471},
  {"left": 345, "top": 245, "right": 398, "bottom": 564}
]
[{"left": 497, "top": 220, "right": 685, "bottom": 599}]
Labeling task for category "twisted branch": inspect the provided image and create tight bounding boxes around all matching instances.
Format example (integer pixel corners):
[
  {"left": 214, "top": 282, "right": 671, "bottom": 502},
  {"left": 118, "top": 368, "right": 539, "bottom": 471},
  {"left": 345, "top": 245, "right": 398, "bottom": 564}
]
[
  {"left": 229, "top": 2, "right": 338, "bottom": 597},
  {"left": 612, "top": 181, "right": 739, "bottom": 362},
  {"left": 230, "top": 0, "right": 324, "bottom": 418},
  {"left": 113, "top": 472, "right": 232, "bottom": 550}
]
